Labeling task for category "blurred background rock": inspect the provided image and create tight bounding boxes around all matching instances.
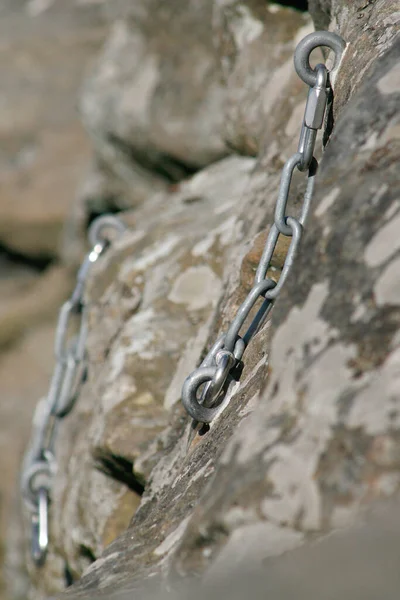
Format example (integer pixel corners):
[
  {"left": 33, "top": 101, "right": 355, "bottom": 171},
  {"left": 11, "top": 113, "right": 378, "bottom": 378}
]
[
  {"left": 0, "top": 1, "right": 399, "bottom": 599},
  {"left": 0, "top": 1, "right": 109, "bottom": 597}
]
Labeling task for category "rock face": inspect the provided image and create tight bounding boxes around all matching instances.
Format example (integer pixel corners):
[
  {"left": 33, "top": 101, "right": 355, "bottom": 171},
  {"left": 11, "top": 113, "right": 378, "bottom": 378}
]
[
  {"left": 0, "top": 1, "right": 108, "bottom": 598},
  {"left": 8, "top": 0, "right": 400, "bottom": 599},
  {"left": 27, "top": 155, "right": 255, "bottom": 598},
  {"left": 79, "top": 0, "right": 229, "bottom": 212}
]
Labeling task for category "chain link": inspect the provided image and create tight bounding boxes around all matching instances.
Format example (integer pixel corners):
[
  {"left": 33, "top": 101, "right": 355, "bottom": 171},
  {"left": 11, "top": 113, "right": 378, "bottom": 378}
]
[
  {"left": 20, "top": 28, "right": 346, "bottom": 568},
  {"left": 20, "top": 215, "right": 126, "bottom": 566},
  {"left": 181, "top": 31, "right": 346, "bottom": 425}
]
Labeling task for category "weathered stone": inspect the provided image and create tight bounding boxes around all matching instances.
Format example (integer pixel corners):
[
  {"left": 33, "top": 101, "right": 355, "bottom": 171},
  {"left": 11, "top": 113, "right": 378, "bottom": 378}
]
[
  {"left": 22, "top": 155, "right": 255, "bottom": 598},
  {"left": 10, "top": 1, "right": 400, "bottom": 599},
  {"left": 51, "top": 4, "right": 400, "bottom": 600},
  {"left": 169, "top": 10, "right": 400, "bottom": 582},
  {"left": 0, "top": 0, "right": 107, "bottom": 258},
  {"left": 308, "top": 0, "right": 400, "bottom": 117},
  {"left": 58, "top": 496, "right": 400, "bottom": 599},
  {"left": 213, "top": 0, "right": 312, "bottom": 156},
  {"left": 0, "top": 265, "right": 73, "bottom": 350},
  {"left": 80, "top": 0, "right": 228, "bottom": 211}
]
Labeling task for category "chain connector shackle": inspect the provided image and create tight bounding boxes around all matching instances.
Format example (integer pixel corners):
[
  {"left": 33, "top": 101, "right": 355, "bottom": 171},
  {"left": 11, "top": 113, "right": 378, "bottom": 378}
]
[{"left": 181, "top": 30, "right": 345, "bottom": 427}]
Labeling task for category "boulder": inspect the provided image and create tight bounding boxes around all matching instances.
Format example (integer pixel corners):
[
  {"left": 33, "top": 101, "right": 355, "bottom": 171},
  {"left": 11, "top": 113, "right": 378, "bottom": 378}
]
[
  {"left": 213, "top": 0, "right": 312, "bottom": 156},
  {"left": 0, "top": 0, "right": 107, "bottom": 258},
  {"left": 11, "top": 1, "right": 400, "bottom": 599},
  {"left": 79, "top": 0, "right": 229, "bottom": 210},
  {"left": 23, "top": 155, "right": 255, "bottom": 598}
]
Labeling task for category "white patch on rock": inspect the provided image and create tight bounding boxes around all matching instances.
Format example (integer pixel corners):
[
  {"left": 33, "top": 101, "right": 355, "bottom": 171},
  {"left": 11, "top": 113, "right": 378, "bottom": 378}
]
[
  {"left": 133, "top": 235, "right": 181, "bottom": 272},
  {"left": 315, "top": 187, "right": 340, "bottom": 218},
  {"left": 350, "top": 302, "right": 368, "bottom": 323},
  {"left": 123, "top": 308, "right": 156, "bottom": 359},
  {"left": 377, "top": 61, "right": 400, "bottom": 96},
  {"left": 259, "top": 337, "right": 357, "bottom": 530},
  {"left": 228, "top": 283, "right": 360, "bottom": 532},
  {"left": 191, "top": 216, "right": 239, "bottom": 257},
  {"left": 323, "top": 225, "right": 331, "bottom": 237},
  {"left": 153, "top": 517, "right": 190, "bottom": 556},
  {"left": 347, "top": 346, "right": 400, "bottom": 435},
  {"left": 214, "top": 199, "right": 235, "bottom": 215},
  {"left": 374, "top": 256, "right": 400, "bottom": 305},
  {"left": 223, "top": 506, "right": 258, "bottom": 530},
  {"left": 168, "top": 265, "right": 221, "bottom": 311},
  {"left": 383, "top": 197, "right": 400, "bottom": 221},
  {"left": 27, "top": 0, "right": 54, "bottom": 16},
  {"left": 263, "top": 58, "right": 294, "bottom": 115},
  {"left": 182, "top": 459, "right": 214, "bottom": 486},
  {"left": 261, "top": 445, "right": 322, "bottom": 530},
  {"left": 121, "top": 55, "right": 160, "bottom": 120},
  {"left": 102, "top": 373, "right": 137, "bottom": 414},
  {"left": 375, "top": 472, "right": 400, "bottom": 496},
  {"left": 164, "top": 317, "right": 213, "bottom": 409},
  {"left": 285, "top": 101, "right": 306, "bottom": 138},
  {"left": 204, "top": 522, "right": 303, "bottom": 582},
  {"left": 370, "top": 184, "right": 389, "bottom": 207},
  {"left": 364, "top": 211, "right": 400, "bottom": 266},
  {"left": 108, "top": 345, "right": 129, "bottom": 381},
  {"left": 228, "top": 5, "right": 264, "bottom": 51},
  {"left": 191, "top": 235, "right": 215, "bottom": 257},
  {"left": 361, "top": 130, "right": 379, "bottom": 151}
]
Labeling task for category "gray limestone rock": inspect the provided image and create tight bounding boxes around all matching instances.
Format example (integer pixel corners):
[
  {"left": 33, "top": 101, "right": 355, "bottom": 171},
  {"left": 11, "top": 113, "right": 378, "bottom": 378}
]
[
  {"left": 23, "top": 155, "right": 255, "bottom": 598},
  {"left": 79, "top": 0, "right": 229, "bottom": 210},
  {"left": 12, "top": 1, "right": 400, "bottom": 599},
  {"left": 213, "top": 0, "right": 311, "bottom": 155},
  {"left": 0, "top": 0, "right": 107, "bottom": 258}
]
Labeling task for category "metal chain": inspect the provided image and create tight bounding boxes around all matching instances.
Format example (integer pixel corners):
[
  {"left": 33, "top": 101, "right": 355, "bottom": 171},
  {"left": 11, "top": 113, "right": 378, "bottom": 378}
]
[
  {"left": 20, "top": 215, "right": 126, "bottom": 566},
  {"left": 20, "top": 28, "right": 346, "bottom": 569},
  {"left": 181, "top": 31, "right": 346, "bottom": 425}
]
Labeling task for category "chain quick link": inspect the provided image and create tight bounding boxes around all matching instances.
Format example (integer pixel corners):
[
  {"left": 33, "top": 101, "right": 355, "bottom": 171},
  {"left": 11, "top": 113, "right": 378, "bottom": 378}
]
[
  {"left": 20, "top": 214, "right": 126, "bottom": 566},
  {"left": 181, "top": 31, "right": 346, "bottom": 425}
]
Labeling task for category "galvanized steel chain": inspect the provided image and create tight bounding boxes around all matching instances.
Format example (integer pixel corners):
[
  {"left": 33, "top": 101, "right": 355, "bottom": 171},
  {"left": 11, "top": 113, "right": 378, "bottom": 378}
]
[
  {"left": 20, "top": 215, "right": 126, "bottom": 566},
  {"left": 20, "top": 28, "right": 345, "bottom": 569},
  {"left": 181, "top": 31, "right": 346, "bottom": 425}
]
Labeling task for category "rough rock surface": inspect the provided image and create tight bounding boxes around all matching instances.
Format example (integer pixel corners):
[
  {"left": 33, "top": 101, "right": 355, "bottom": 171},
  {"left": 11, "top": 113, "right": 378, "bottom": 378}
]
[
  {"left": 0, "top": 1, "right": 109, "bottom": 598},
  {"left": 53, "top": 496, "right": 400, "bottom": 599},
  {"left": 79, "top": 0, "right": 229, "bottom": 212},
  {"left": 213, "top": 1, "right": 312, "bottom": 155},
  {"left": 0, "top": 0, "right": 107, "bottom": 258},
  {"left": 8, "top": 0, "right": 400, "bottom": 599},
  {"left": 23, "top": 155, "right": 256, "bottom": 598}
]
